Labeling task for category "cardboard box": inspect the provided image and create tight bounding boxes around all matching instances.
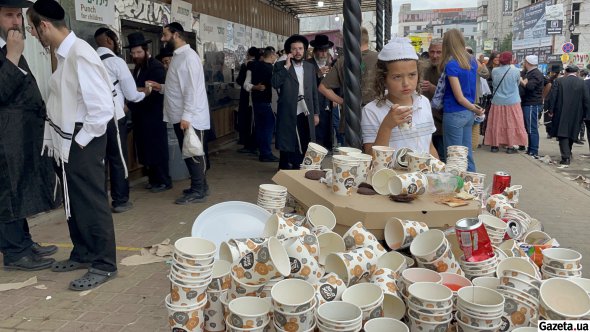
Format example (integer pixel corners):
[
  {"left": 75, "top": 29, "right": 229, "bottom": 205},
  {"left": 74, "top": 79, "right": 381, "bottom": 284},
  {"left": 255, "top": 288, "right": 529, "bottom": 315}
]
[{"left": 272, "top": 170, "right": 480, "bottom": 240}]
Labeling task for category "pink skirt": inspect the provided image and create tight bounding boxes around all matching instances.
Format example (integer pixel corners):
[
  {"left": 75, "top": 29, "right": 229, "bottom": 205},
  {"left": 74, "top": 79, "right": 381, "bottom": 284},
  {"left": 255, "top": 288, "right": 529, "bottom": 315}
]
[{"left": 484, "top": 103, "right": 528, "bottom": 147}]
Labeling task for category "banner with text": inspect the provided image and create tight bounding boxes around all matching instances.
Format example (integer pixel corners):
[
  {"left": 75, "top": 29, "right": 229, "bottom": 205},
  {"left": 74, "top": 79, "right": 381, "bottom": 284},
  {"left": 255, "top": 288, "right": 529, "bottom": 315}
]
[
  {"left": 512, "top": 0, "right": 552, "bottom": 50},
  {"left": 171, "top": 0, "right": 193, "bottom": 32},
  {"left": 75, "top": 0, "right": 115, "bottom": 25},
  {"left": 200, "top": 14, "right": 227, "bottom": 44}
]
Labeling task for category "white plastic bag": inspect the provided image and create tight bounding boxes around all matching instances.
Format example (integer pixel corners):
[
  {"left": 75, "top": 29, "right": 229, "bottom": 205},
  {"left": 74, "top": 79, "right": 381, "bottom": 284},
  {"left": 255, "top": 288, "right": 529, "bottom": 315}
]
[{"left": 182, "top": 128, "right": 204, "bottom": 158}]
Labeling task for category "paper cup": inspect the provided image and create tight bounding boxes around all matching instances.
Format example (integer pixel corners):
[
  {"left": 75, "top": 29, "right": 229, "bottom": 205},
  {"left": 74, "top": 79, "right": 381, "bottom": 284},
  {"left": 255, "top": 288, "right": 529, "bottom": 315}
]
[
  {"left": 227, "top": 296, "right": 271, "bottom": 329},
  {"left": 220, "top": 241, "right": 241, "bottom": 263},
  {"left": 371, "top": 146, "right": 395, "bottom": 172},
  {"left": 271, "top": 279, "right": 316, "bottom": 314},
  {"left": 325, "top": 248, "right": 379, "bottom": 286},
  {"left": 377, "top": 251, "right": 407, "bottom": 275},
  {"left": 370, "top": 268, "right": 401, "bottom": 296},
  {"left": 263, "top": 214, "right": 311, "bottom": 240},
  {"left": 337, "top": 147, "right": 362, "bottom": 155},
  {"left": 384, "top": 218, "right": 429, "bottom": 250},
  {"left": 282, "top": 235, "right": 323, "bottom": 284},
  {"left": 331, "top": 155, "right": 361, "bottom": 196},
  {"left": 317, "top": 231, "right": 345, "bottom": 265},
  {"left": 232, "top": 237, "right": 291, "bottom": 285},
  {"left": 313, "top": 272, "right": 347, "bottom": 305},
  {"left": 371, "top": 168, "right": 397, "bottom": 195},
  {"left": 208, "top": 260, "right": 232, "bottom": 291},
  {"left": 227, "top": 272, "right": 266, "bottom": 300},
  {"left": 406, "top": 152, "right": 432, "bottom": 173},
  {"left": 393, "top": 147, "right": 413, "bottom": 169},
  {"left": 348, "top": 152, "right": 373, "bottom": 185},
  {"left": 388, "top": 172, "right": 428, "bottom": 196},
  {"left": 342, "top": 221, "right": 387, "bottom": 255},
  {"left": 169, "top": 274, "right": 210, "bottom": 306},
  {"left": 205, "top": 290, "right": 227, "bottom": 331},
  {"left": 165, "top": 294, "right": 206, "bottom": 331},
  {"left": 305, "top": 205, "right": 337, "bottom": 231},
  {"left": 229, "top": 238, "right": 269, "bottom": 260},
  {"left": 303, "top": 142, "right": 328, "bottom": 166}
]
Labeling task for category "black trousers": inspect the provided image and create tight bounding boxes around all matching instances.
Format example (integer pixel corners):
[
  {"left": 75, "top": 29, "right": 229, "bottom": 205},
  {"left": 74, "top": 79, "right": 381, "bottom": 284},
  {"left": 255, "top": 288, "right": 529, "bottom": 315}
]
[
  {"left": 586, "top": 121, "right": 590, "bottom": 152},
  {"left": 279, "top": 113, "right": 311, "bottom": 170},
  {"left": 558, "top": 137, "right": 574, "bottom": 160},
  {"left": 105, "top": 117, "right": 129, "bottom": 207},
  {"left": 173, "top": 124, "right": 208, "bottom": 195},
  {"left": 238, "top": 105, "right": 257, "bottom": 150},
  {"left": 0, "top": 218, "right": 34, "bottom": 264},
  {"left": 315, "top": 107, "right": 332, "bottom": 151},
  {"left": 56, "top": 129, "right": 117, "bottom": 272},
  {"left": 146, "top": 164, "right": 172, "bottom": 187}
]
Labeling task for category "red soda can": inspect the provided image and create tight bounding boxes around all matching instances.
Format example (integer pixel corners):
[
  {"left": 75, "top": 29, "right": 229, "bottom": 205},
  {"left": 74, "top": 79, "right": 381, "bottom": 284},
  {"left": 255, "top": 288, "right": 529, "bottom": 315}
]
[
  {"left": 492, "top": 171, "right": 511, "bottom": 195},
  {"left": 455, "top": 218, "right": 494, "bottom": 262}
]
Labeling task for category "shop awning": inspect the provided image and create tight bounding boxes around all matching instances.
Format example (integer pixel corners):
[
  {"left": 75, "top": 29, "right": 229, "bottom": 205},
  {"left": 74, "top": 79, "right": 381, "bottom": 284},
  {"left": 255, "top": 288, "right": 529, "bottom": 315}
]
[{"left": 268, "top": 0, "right": 376, "bottom": 17}]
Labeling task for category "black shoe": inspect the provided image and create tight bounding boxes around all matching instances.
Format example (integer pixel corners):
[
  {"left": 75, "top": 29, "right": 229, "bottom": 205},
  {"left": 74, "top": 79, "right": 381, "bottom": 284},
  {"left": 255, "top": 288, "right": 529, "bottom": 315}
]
[
  {"left": 518, "top": 146, "right": 526, "bottom": 151},
  {"left": 175, "top": 192, "right": 206, "bottom": 205},
  {"left": 237, "top": 148, "right": 257, "bottom": 154},
  {"left": 183, "top": 187, "right": 210, "bottom": 196},
  {"left": 574, "top": 140, "right": 584, "bottom": 145},
  {"left": 259, "top": 155, "right": 279, "bottom": 162},
  {"left": 491, "top": 146, "right": 499, "bottom": 153},
  {"left": 560, "top": 158, "right": 571, "bottom": 165},
  {"left": 150, "top": 184, "right": 173, "bottom": 193},
  {"left": 506, "top": 147, "right": 517, "bottom": 154},
  {"left": 112, "top": 201, "right": 133, "bottom": 213},
  {"left": 144, "top": 183, "right": 153, "bottom": 190},
  {"left": 31, "top": 243, "right": 58, "bottom": 257},
  {"left": 4, "top": 254, "right": 55, "bottom": 271}
]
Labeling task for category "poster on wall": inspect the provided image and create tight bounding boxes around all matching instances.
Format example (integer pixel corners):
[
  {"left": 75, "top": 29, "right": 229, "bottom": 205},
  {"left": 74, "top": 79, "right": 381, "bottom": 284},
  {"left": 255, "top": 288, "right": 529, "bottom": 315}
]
[
  {"left": 245, "top": 26, "right": 252, "bottom": 49},
  {"left": 75, "top": 0, "right": 115, "bottom": 25},
  {"left": 225, "top": 22, "right": 234, "bottom": 50},
  {"left": 201, "top": 14, "right": 227, "bottom": 44},
  {"left": 270, "top": 33, "right": 278, "bottom": 50},
  {"left": 252, "top": 28, "right": 263, "bottom": 47},
  {"left": 171, "top": 0, "right": 193, "bottom": 32},
  {"left": 512, "top": 0, "right": 552, "bottom": 50},
  {"left": 545, "top": 4, "right": 564, "bottom": 35},
  {"left": 234, "top": 24, "right": 248, "bottom": 64},
  {"left": 261, "top": 31, "right": 269, "bottom": 48}
]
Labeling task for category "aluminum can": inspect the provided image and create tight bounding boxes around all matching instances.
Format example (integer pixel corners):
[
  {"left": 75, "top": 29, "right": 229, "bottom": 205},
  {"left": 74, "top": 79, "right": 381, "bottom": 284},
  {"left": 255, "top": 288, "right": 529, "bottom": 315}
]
[
  {"left": 492, "top": 171, "right": 511, "bottom": 195},
  {"left": 455, "top": 218, "right": 494, "bottom": 262}
]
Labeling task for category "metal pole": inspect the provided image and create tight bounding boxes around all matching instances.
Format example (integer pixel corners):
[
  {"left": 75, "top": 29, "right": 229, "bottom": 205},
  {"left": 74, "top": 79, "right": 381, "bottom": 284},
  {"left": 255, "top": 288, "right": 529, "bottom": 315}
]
[
  {"left": 385, "top": 0, "right": 392, "bottom": 42},
  {"left": 343, "top": 0, "right": 363, "bottom": 149},
  {"left": 376, "top": 0, "right": 384, "bottom": 51}
]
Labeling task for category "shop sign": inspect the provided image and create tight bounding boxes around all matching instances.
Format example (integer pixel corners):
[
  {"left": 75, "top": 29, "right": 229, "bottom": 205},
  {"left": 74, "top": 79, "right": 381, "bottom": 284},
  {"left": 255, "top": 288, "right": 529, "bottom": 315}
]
[
  {"left": 171, "top": 0, "right": 193, "bottom": 32},
  {"left": 75, "top": 0, "right": 115, "bottom": 25}
]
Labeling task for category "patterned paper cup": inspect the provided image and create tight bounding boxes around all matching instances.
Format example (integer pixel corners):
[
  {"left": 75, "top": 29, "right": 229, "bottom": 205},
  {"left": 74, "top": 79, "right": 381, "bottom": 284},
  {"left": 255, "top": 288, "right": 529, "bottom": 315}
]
[
  {"left": 324, "top": 248, "right": 379, "bottom": 286},
  {"left": 165, "top": 294, "right": 206, "bottom": 331},
  {"left": 485, "top": 194, "right": 512, "bottom": 218},
  {"left": 342, "top": 221, "right": 387, "bottom": 256},
  {"left": 302, "top": 142, "right": 328, "bottom": 166},
  {"left": 305, "top": 205, "right": 337, "bottom": 231},
  {"left": 169, "top": 274, "right": 210, "bottom": 306},
  {"left": 371, "top": 146, "right": 395, "bottom": 172},
  {"left": 388, "top": 172, "right": 428, "bottom": 196},
  {"left": 377, "top": 251, "right": 407, "bottom": 276},
  {"left": 204, "top": 290, "right": 227, "bottom": 331},
  {"left": 384, "top": 218, "right": 429, "bottom": 250},
  {"left": 429, "top": 156, "right": 446, "bottom": 173},
  {"left": 371, "top": 168, "right": 397, "bottom": 195},
  {"left": 410, "top": 230, "right": 448, "bottom": 264},
  {"left": 227, "top": 272, "right": 266, "bottom": 300},
  {"left": 220, "top": 241, "right": 241, "bottom": 263},
  {"left": 342, "top": 283, "right": 385, "bottom": 324},
  {"left": 227, "top": 296, "right": 271, "bottom": 329},
  {"left": 337, "top": 147, "right": 362, "bottom": 155},
  {"left": 282, "top": 235, "right": 323, "bottom": 284},
  {"left": 208, "top": 260, "right": 232, "bottom": 291},
  {"left": 348, "top": 152, "right": 373, "bottom": 185},
  {"left": 331, "top": 155, "right": 361, "bottom": 196},
  {"left": 393, "top": 147, "right": 413, "bottom": 169},
  {"left": 271, "top": 279, "right": 316, "bottom": 314},
  {"left": 230, "top": 238, "right": 269, "bottom": 260},
  {"left": 418, "top": 245, "right": 464, "bottom": 276},
  {"left": 262, "top": 214, "right": 310, "bottom": 240},
  {"left": 406, "top": 152, "right": 432, "bottom": 173},
  {"left": 232, "top": 237, "right": 291, "bottom": 285},
  {"left": 370, "top": 268, "right": 401, "bottom": 297},
  {"left": 273, "top": 297, "right": 317, "bottom": 332},
  {"left": 313, "top": 272, "right": 347, "bottom": 306}
]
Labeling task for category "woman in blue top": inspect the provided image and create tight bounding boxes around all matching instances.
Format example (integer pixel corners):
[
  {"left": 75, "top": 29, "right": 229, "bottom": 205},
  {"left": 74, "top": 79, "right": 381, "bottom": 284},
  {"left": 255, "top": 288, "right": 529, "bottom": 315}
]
[
  {"left": 440, "top": 29, "right": 485, "bottom": 172},
  {"left": 483, "top": 51, "right": 528, "bottom": 153}
]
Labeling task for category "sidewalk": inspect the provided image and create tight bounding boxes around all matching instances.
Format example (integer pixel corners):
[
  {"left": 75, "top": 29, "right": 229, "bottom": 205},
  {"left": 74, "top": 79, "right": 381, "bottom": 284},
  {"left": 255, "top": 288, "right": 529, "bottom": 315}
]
[{"left": 0, "top": 140, "right": 588, "bottom": 331}]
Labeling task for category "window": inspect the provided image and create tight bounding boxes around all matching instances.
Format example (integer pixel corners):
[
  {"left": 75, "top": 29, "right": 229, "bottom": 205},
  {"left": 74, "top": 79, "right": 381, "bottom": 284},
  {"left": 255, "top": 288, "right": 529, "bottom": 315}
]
[
  {"left": 437, "top": 29, "right": 443, "bottom": 33},
  {"left": 404, "top": 26, "right": 410, "bottom": 34},
  {"left": 572, "top": 34, "right": 579, "bottom": 52},
  {"left": 572, "top": 3, "right": 580, "bottom": 25},
  {"left": 417, "top": 25, "right": 422, "bottom": 30}
]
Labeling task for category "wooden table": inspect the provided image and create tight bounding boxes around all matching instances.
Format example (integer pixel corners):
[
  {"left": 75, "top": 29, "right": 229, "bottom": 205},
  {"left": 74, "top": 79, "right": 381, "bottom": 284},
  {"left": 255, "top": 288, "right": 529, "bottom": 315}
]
[{"left": 272, "top": 170, "right": 480, "bottom": 240}]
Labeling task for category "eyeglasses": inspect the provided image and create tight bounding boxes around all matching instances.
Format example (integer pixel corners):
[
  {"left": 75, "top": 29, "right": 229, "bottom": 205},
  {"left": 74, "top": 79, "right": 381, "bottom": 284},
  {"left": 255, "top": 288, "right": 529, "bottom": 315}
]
[{"left": 25, "top": 25, "right": 33, "bottom": 34}]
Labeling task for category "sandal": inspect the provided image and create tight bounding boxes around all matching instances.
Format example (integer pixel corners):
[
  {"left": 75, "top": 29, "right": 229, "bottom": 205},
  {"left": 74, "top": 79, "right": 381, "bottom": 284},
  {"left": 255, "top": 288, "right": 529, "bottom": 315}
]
[
  {"left": 69, "top": 268, "right": 117, "bottom": 291},
  {"left": 51, "top": 259, "right": 90, "bottom": 272}
]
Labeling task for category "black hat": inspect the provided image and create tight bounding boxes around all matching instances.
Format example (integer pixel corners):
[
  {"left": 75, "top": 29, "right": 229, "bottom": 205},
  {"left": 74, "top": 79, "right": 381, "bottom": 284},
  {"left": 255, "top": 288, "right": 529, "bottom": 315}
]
[
  {"left": 124, "top": 32, "right": 151, "bottom": 49},
  {"left": 284, "top": 34, "right": 309, "bottom": 53},
  {"left": 565, "top": 64, "right": 579, "bottom": 73},
  {"left": 309, "top": 34, "right": 334, "bottom": 49},
  {"left": 32, "top": 0, "right": 64, "bottom": 20},
  {"left": 156, "top": 47, "right": 174, "bottom": 61},
  {"left": 166, "top": 22, "right": 184, "bottom": 33},
  {"left": 94, "top": 27, "right": 113, "bottom": 38},
  {"left": 0, "top": 0, "right": 33, "bottom": 8}
]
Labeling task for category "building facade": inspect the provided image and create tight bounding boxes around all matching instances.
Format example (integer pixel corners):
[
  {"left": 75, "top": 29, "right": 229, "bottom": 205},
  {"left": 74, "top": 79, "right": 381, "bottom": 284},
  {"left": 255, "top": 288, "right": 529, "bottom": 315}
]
[{"left": 398, "top": 3, "right": 478, "bottom": 37}]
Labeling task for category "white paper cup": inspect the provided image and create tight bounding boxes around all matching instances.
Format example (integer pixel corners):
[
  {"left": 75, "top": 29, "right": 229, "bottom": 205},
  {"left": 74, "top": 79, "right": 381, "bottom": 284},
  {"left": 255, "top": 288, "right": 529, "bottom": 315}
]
[
  {"left": 337, "top": 147, "right": 362, "bottom": 155},
  {"left": 271, "top": 279, "right": 316, "bottom": 314},
  {"left": 371, "top": 168, "right": 397, "bottom": 195},
  {"left": 384, "top": 218, "right": 429, "bottom": 250},
  {"left": 371, "top": 146, "right": 395, "bottom": 172},
  {"left": 305, "top": 205, "right": 337, "bottom": 231},
  {"left": 331, "top": 155, "right": 361, "bottom": 196},
  {"left": 302, "top": 142, "right": 328, "bottom": 166},
  {"left": 317, "top": 231, "right": 346, "bottom": 265},
  {"left": 227, "top": 296, "right": 271, "bottom": 329},
  {"left": 263, "top": 214, "right": 311, "bottom": 240},
  {"left": 388, "top": 171, "right": 428, "bottom": 196},
  {"left": 165, "top": 294, "right": 206, "bottom": 331},
  {"left": 348, "top": 152, "right": 373, "bottom": 185},
  {"left": 205, "top": 290, "right": 227, "bottom": 331}
]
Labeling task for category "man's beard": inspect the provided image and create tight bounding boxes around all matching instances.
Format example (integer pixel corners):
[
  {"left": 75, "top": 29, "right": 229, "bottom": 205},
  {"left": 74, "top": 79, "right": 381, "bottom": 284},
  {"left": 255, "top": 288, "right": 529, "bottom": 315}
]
[
  {"left": 132, "top": 54, "right": 149, "bottom": 68},
  {"left": 164, "top": 37, "right": 177, "bottom": 50},
  {"left": 0, "top": 26, "right": 23, "bottom": 41},
  {"left": 314, "top": 55, "right": 327, "bottom": 67},
  {"left": 292, "top": 55, "right": 303, "bottom": 64}
]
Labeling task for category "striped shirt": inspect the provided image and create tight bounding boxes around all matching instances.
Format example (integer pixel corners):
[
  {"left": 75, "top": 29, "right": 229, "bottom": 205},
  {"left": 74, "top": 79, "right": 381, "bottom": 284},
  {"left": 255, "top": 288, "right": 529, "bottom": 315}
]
[{"left": 361, "top": 94, "right": 436, "bottom": 153}]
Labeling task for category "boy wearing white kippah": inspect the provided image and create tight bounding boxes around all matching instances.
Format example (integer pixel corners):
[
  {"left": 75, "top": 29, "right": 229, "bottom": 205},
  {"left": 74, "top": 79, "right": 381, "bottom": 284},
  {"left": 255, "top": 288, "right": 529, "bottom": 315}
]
[{"left": 361, "top": 38, "right": 439, "bottom": 158}]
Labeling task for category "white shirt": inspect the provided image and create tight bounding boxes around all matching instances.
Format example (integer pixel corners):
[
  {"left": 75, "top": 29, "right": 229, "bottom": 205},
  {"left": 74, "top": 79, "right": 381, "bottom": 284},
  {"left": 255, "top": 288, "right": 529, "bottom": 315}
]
[
  {"left": 293, "top": 62, "right": 306, "bottom": 115},
  {"left": 361, "top": 94, "right": 436, "bottom": 154},
  {"left": 55, "top": 32, "right": 114, "bottom": 146},
  {"left": 162, "top": 44, "right": 210, "bottom": 129},
  {"left": 96, "top": 47, "right": 145, "bottom": 120}
]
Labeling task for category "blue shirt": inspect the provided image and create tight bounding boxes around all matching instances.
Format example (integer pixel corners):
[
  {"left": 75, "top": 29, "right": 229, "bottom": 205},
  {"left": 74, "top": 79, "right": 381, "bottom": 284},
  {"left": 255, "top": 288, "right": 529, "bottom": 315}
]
[
  {"left": 443, "top": 58, "right": 478, "bottom": 113},
  {"left": 491, "top": 66, "right": 521, "bottom": 106}
]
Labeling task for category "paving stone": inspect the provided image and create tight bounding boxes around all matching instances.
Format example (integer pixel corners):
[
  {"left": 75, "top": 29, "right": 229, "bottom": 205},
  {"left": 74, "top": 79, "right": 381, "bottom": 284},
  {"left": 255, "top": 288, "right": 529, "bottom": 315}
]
[
  {"left": 100, "top": 312, "right": 140, "bottom": 325},
  {"left": 76, "top": 312, "right": 106, "bottom": 323},
  {"left": 15, "top": 318, "right": 67, "bottom": 330}
]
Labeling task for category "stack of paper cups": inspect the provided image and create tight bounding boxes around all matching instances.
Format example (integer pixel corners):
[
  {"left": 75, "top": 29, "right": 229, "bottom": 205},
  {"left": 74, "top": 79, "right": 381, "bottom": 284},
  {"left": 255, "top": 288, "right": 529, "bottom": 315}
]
[
  {"left": 331, "top": 155, "right": 361, "bottom": 196},
  {"left": 257, "top": 184, "right": 288, "bottom": 214},
  {"left": 446, "top": 145, "right": 468, "bottom": 174}
]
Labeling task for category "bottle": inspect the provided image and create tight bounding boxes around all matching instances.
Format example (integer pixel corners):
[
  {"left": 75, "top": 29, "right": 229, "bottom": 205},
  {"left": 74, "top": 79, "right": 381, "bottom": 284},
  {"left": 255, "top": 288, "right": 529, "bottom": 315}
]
[{"left": 425, "top": 173, "right": 464, "bottom": 195}]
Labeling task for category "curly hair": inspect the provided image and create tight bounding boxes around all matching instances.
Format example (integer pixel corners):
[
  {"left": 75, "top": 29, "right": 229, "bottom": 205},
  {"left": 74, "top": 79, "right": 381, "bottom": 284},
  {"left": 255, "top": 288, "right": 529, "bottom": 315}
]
[{"left": 373, "top": 59, "right": 422, "bottom": 107}]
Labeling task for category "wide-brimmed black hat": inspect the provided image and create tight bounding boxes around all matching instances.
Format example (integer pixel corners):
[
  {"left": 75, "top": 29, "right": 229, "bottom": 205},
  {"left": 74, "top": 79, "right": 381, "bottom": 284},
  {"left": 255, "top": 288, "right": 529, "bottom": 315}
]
[
  {"left": 284, "top": 34, "right": 309, "bottom": 53},
  {"left": 124, "top": 32, "right": 151, "bottom": 49},
  {"left": 156, "top": 47, "right": 174, "bottom": 61},
  {"left": 0, "top": 0, "right": 32, "bottom": 8},
  {"left": 309, "top": 34, "right": 334, "bottom": 49}
]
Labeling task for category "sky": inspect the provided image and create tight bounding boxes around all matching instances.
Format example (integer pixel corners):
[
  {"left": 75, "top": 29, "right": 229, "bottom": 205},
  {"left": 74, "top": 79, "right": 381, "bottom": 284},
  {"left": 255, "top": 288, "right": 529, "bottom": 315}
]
[{"left": 392, "top": 0, "right": 478, "bottom": 35}]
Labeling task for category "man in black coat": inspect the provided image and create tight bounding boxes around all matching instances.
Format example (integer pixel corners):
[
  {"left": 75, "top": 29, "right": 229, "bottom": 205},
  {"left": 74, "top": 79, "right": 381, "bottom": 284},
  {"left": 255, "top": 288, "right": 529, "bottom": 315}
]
[
  {"left": 125, "top": 33, "right": 172, "bottom": 192},
  {"left": 235, "top": 47, "right": 258, "bottom": 154},
  {"left": 272, "top": 35, "right": 320, "bottom": 170},
  {"left": 307, "top": 34, "right": 333, "bottom": 151},
  {"left": 0, "top": 0, "right": 58, "bottom": 270},
  {"left": 547, "top": 65, "right": 590, "bottom": 165}
]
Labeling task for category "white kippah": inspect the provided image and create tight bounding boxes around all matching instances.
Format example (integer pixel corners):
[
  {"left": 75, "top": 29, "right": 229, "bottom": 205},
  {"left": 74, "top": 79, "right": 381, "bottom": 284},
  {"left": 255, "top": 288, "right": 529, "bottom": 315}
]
[{"left": 378, "top": 37, "right": 419, "bottom": 61}]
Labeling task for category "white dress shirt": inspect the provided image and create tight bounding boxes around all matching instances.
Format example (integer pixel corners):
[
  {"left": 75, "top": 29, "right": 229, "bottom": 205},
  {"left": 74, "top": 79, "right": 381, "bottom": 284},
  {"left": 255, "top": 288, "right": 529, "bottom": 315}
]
[
  {"left": 162, "top": 44, "right": 210, "bottom": 130},
  {"left": 96, "top": 47, "right": 145, "bottom": 120},
  {"left": 293, "top": 62, "right": 306, "bottom": 115},
  {"left": 54, "top": 32, "right": 115, "bottom": 146}
]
